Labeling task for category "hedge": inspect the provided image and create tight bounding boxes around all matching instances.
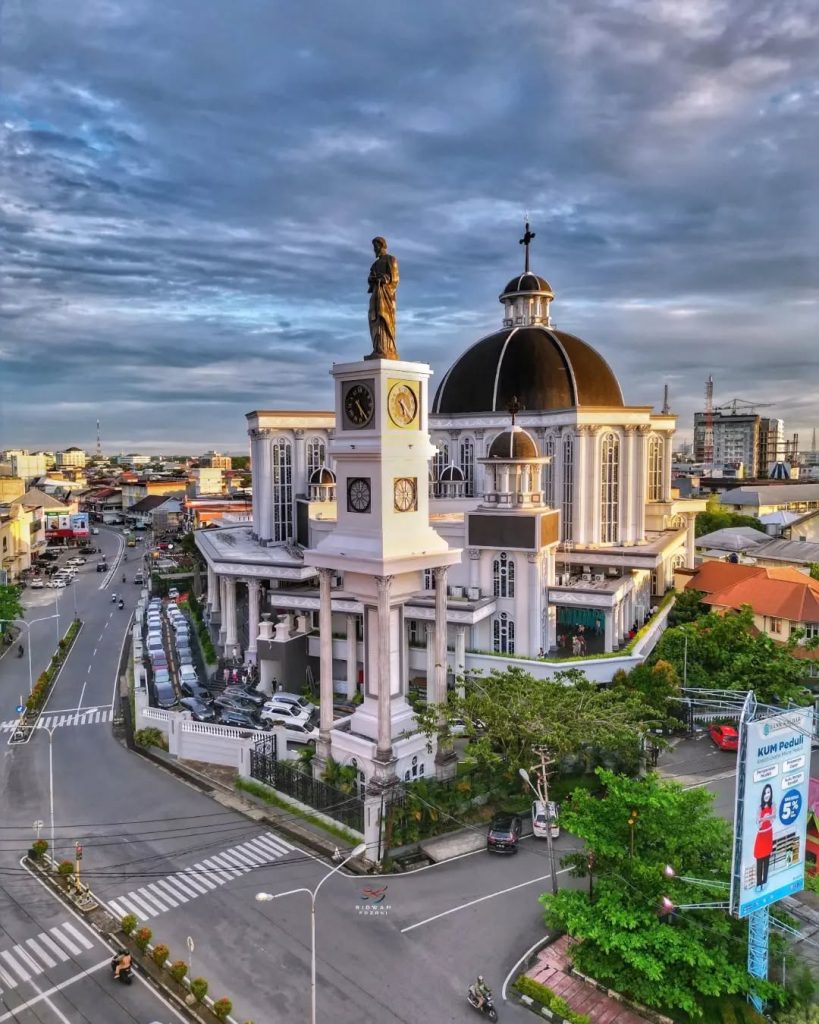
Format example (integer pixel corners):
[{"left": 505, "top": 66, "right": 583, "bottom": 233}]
[
  {"left": 25, "top": 619, "right": 82, "bottom": 713},
  {"left": 514, "top": 975, "right": 591, "bottom": 1024}
]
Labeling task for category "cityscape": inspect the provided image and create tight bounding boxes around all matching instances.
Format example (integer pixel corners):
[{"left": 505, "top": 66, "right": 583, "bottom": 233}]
[{"left": 1, "top": 4, "right": 819, "bottom": 1024}]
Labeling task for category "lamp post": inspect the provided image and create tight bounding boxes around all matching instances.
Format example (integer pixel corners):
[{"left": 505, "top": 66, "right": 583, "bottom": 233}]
[
  {"left": 43, "top": 724, "right": 57, "bottom": 868},
  {"left": 519, "top": 767, "right": 559, "bottom": 895},
  {"left": 0, "top": 613, "right": 61, "bottom": 693},
  {"left": 256, "top": 842, "right": 366, "bottom": 1024}
]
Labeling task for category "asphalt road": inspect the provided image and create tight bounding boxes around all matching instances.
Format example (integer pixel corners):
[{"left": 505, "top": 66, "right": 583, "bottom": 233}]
[
  {"left": 657, "top": 731, "right": 740, "bottom": 821},
  {"left": 0, "top": 528, "right": 577, "bottom": 1023}
]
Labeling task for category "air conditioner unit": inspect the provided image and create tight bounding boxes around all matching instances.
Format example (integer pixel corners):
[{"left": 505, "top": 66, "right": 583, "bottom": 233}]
[
  {"left": 581, "top": 573, "right": 592, "bottom": 582},
  {"left": 593, "top": 573, "right": 605, "bottom": 582},
  {"left": 582, "top": 566, "right": 592, "bottom": 575},
  {"left": 556, "top": 573, "right": 571, "bottom": 586}
]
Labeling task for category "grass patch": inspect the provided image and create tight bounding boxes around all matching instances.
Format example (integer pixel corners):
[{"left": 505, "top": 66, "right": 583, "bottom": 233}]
[{"left": 235, "top": 777, "right": 362, "bottom": 846}]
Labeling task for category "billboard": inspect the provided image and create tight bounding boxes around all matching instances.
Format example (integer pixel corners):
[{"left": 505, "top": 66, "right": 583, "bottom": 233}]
[
  {"left": 44, "top": 512, "right": 89, "bottom": 538},
  {"left": 732, "top": 707, "right": 813, "bottom": 917}
]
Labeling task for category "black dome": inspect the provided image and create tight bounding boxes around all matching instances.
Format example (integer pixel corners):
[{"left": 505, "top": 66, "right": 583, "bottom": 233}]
[
  {"left": 309, "top": 466, "right": 336, "bottom": 486},
  {"left": 501, "top": 272, "right": 553, "bottom": 297},
  {"left": 433, "top": 325, "right": 624, "bottom": 415},
  {"left": 487, "top": 427, "right": 538, "bottom": 460}
]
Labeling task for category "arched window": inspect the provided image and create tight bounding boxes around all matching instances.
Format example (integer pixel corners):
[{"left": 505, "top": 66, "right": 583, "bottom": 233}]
[
  {"left": 600, "top": 432, "right": 620, "bottom": 544},
  {"left": 561, "top": 433, "right": 574, "bottom": 541},
  {"left": 306, "top": 437, "right": 325, "bottom": 481},
  {"left": 672, "top": 552, "right": 686, "bottom": 570},
  {"left": 459, "top": 437, "right": 475, "bottom": 497},
  {"left": 542, "top": 434, "right": 556, "bottom": 506},
  {"left": 493, "top": 612, "right": 515, "bottom": 654},
  {"left": 493, "top": 551, "right": 515, "bottom": 598},
  {"left": 648, "top": 435, "right": 663, "bottom": 502},
  {"left": 271, "top": 437, "right": 293, "bottom": 542},
  {"left": 432, "top": 441, "right": 449, "bottom": 498}
]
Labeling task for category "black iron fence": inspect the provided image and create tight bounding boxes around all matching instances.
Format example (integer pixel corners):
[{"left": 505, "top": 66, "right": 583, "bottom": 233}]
[{"left": 249, "top": 735, "right": 364, "bottom": 834}]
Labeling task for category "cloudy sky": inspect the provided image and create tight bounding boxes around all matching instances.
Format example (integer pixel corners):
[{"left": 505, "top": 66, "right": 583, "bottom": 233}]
[{"left": 1, "top": 0, "right": 817, "bottom": 455}]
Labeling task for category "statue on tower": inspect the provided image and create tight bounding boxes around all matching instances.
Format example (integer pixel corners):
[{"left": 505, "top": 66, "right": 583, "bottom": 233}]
[{"left": 366, "top": 236, "right": 399, "bottom": 360}]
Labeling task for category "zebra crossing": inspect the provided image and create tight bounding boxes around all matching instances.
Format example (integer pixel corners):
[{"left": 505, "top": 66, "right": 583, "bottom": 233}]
[
  {"left": 107, "top": 830, "right": 295, "bottom": 922},
  {"left": 0, "top": 707, "right": 113, "bottom": 733},
  {"left": 0, "top": 920, "right": 94, "bottom": 995}
]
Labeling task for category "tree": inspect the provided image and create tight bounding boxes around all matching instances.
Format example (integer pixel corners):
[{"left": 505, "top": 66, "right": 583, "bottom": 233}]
[
  {"left": 808, "top": 563, "right": 819, "bottom": 582},
  {"left": 0, "top": 584, "right": 24, "bottom": 627},
  {"left": 612, "top": 659, "right": 680, "bottom": 722},
  {"left": 651, "top": 608, "right": 812, "bottom": 706},
  {"left": 668, "top": 588, "right": 707, "bottom": 626},
  {"left": 414, "top": 667, "right": 659, "bottom": 781},
  {"left": 540, "top": 769, "right": 782, "bottom": 1018},
  {"left": 781, "top": 964, "right": 819, "bottom": 1024},
  {"left": 695, "top": 493, "right": 764, "bottom": 538}
]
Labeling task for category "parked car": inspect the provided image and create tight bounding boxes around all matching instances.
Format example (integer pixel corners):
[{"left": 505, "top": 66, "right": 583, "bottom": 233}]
[
  {"left": 79, "top": 545, "right": 95, "bottom": 554},
  {"left": 263, "top": 694, "right": 316, "bottom": 718},
  {"left": 214, "top": 694, "right": 259, "bottom": 715},
  {"left": 259, "top": 704, "right": 312, "bottom": 726},
  {"left": 91, "top": 527, "right": 100, "bottom": 535},
  {"left": 531, "top": 800, "right": 560, "bottom": 839},
  {"left": 153, "top": 669, "right": 172, "bottom": 686},
  {"left": 180, "top": 697, "right": 216, "bottom": 722},
  {"left": 179, "top": 665, "right": 200, "bottom": 683},
  {"left": 709, "top": 723, "right": 739, "bottom": 751},
  {"left": 218, "top": 708, "right": 258, "bottom": 729},
  {"left": 223, "top": 686, "right": 265, "bottom": 707},
  {"left": 96, "top": 562, "right": 108, "bottom": 573},
  {"left": 154, "top": 682, "right": 178, "bottom": 710},
  {"left": 450, "top": 716, "right": 486, "bottom": 737},
  {"left": 40, "top": 552, "right": 59, "bottom": 562},
  {"left": 151, "top": 655, "right": 169, "bottom": 672},
  {"left": 487, "top": 812, "right": 523, "bottom": 854},
  {"left": 30, "top": 579, "right": 45, "bottom": 589},
  {"left": 179, "top": 680, "right": 210, "bottom": 701},
  {"left": 133, "top": 572, "right": 144, "bottom": 585},
  {"left": 272, "top": 720, "right": 320, "bottom": 745},
  {"left": 48, "top": 579, "right": 67, "bottom": 589}
]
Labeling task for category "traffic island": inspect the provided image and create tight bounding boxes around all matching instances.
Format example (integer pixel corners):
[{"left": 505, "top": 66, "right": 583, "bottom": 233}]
[{"left": 8, "top": 618, "right": 82, "bottom": 744}]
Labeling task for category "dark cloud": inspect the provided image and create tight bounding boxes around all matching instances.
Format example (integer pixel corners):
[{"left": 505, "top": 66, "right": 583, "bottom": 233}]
[{"left": 1, "top": 0, "right": 817, "bottom": 453}]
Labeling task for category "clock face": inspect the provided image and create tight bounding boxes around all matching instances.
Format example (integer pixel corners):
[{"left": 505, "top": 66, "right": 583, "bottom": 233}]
[
  {"left": 387, "top": 381, "right": 419, "bottom": 427},
  {"left": 347, "top": 477, "right": 371, "bottom": 513},
  {"left": 343, "top": 382, "right": 374, "bottom": 428},
  {"left": 393, "top": 476, "right": 417, "bottom": 513}
]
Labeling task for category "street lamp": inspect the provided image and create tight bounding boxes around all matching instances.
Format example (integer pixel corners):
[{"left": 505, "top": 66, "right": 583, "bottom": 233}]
[
  {"left": 255, "top": 842, "right": 366, "bottom": 1024},
  {"left": 519, "top": 767, "right": 559, "bottom": 895},
  {"left": 0, "top": 612, "right": 61, "bottom": 693}
]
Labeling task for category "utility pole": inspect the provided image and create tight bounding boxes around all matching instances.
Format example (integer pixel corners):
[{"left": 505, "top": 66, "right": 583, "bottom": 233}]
[{"left": 531, "top": 746, "right": 559, "bottom": 896}]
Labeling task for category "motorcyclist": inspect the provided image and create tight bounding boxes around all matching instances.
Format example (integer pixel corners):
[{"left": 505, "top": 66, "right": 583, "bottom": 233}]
[
  {"left": 111, "top": 592, "right": 117, "bottom": 603},
  {"left": 17, "top": 644, "right": 24, "bottom": 658},
  {"left": 113, "top": 948, "right": 132, "bottom": 979},
  {"left": 469, "top": 975, "right": 491, "bottom": 1010},
  {"left": 122, "top": 573, "right": 126, "bottom": 583}
]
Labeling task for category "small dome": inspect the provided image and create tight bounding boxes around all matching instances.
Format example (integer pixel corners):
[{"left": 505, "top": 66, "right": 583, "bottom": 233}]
[
  {"left": 487, "top": 426, "right": 538, "bottom": 461},
  {"left": 439, "top": 464, "right": 465, "bottom": 482},
  {"left": 501, "top": 272, "right": 553, "bottom": 298},
  {"left": 309, "top": 465, "right": 336, "bottom": 486}
]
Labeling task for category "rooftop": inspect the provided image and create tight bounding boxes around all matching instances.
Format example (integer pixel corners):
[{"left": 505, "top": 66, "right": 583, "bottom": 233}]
[
  {"left": 721, "top": 483, "right": 819, "bottom": 505},
  {"left": 686, "top": 562, "right": 819, "bottom": 622}
]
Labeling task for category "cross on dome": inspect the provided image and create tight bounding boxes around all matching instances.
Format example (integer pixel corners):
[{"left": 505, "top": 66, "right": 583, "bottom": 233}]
[
  {"left": 519, "top": 221, "right": 536, "bottom": 273},
  {"left": 507, "top": 395, "right": 521, "bottom": 425}
]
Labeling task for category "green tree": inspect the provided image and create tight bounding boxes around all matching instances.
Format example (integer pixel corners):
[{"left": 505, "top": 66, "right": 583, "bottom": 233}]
[
  {"left": 668, "top": 588, "right": 707, "bottom": 626},
  {"left": 0, "top": 584, "right": 24, "bottom": 627},
  {"left": 695, "top": 494, "right": 764, "bottom": 538},
  {"left": 540, "top": 769, "right": 782, "bottom": 1018},
  {"left": 808, "top": 563, "right": 819, "bottom": 582},
  {"left": 781, "top": 964, "right": 819, "bottom": 1024},
  {"left": 612, "top": 659, "right": 680, "bottom": 721},
  {"left": 414, "top": 667, "right": 659, "bottom": 780},
  {"left": 651, "top": 608, "right": 812, "bottom": 706}
]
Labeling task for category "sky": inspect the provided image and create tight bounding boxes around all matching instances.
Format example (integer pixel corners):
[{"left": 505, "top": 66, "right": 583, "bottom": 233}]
[{"left": 1, "top": 0, "right": 818, "bottom": 455}]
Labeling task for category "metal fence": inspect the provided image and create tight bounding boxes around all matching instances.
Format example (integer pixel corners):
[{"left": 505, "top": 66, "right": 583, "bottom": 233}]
[{"left": 249, "top": 735, "right": 364, "bottom": 834}]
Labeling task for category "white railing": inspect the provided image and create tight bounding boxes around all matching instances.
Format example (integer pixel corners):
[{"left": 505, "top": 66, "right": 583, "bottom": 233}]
[
  {"left": 181, "top": 719, "right": 254, "bottom": 739},
  {"left": 142, "top": 707, "right": 172, "bottom": 721}
]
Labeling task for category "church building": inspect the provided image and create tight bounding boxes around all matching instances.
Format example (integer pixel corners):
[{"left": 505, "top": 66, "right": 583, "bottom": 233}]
[{"left": 195, "top": 234, "right": 704, "bottom": 785}]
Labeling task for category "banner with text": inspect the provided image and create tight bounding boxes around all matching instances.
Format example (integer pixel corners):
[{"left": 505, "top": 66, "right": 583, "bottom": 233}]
[{"left": 44, "top": 511, "right": 89, "bottom": 538}]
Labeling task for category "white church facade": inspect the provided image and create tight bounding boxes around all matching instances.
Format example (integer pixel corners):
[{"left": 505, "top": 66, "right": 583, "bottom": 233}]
[{"left": 195, "top": 252, "right": 705, "bottom": 785}]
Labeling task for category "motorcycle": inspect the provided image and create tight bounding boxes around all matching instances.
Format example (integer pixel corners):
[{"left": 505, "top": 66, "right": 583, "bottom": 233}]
[
  {"left": 17, "top": 645, "right": 24, "bottom": 658},
  {"left": 467, "top": 989, "right": 498, "bottom": 1021},
  {"left": 110, "top": 955, "right": 133, "bottom": 985},
  {"left": 118, "top": 599, "right": 125, "bottom": 610}
]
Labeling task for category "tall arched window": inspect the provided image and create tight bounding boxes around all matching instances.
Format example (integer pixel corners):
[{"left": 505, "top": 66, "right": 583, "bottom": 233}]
[
  {"left": 493, "top": 612, "right": 515, "bottom": 654},
  {"left": 271, "top": 437, "right": 293, "bottom": 542},
  {"left": 542, "top": 434, "right": 555, "bottom": 506},
  {"left": 561, "top": 433, "right": 574, "bottom": 541},
  {"left": 306, "top": 437, "right": 326, "bottom": 481},
  {"left": 432, "top": 441, "right": 449, "bottom": 498},
  {"left": 647, "top": 435, "right": 663, "bottom": 502},
  {"left": 600, "top": 432, "right": 620, "bottom": 544},
  {"left": 459, "top": 437, "right": 475, "bottom": 497},
  {"left": 493, "top": 551, "right": 515, "bottom": 598}
]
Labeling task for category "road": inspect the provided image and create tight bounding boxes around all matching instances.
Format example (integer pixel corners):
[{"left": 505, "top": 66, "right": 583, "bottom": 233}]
[
  {"left": 657, "top": 731, "right": 739, "bottom": 821},
  {"left": 0, "top": 527, "right": 570, "bottom": 1023}
]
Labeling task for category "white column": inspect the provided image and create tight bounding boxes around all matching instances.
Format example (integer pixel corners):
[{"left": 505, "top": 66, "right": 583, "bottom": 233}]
[
  {"left": 207, "top": 564, "right": 218, "bottom": 612},
  {"left": 468, "top": 549, "right": 481, "bottom": 592},
  {"left": 375, "top": 575, "right": 394, "bottom": 763},
  {"left": 224, "top": 577, "right": 238, "bottom": 651},
  {"left": 635, "top": 428, "right": 648, "bottom": 542},
  {"left": 663, "top": 432, "right": 673, "bottom": 502},
  {"left": 433, "top": 566, "right": 448, "bottom": 705},
  {"left": 294, "top": 429, "right": 306, "bottom": 496},
  {"left": 685, "top": 515, "right": 696, "bottom": 568},
  {"left": 249, "top": 432, "right": 260, "bottom": 537},
  {"left": 574, "top": 428, "right": 588, "bottom": 544},
  {"left": 604, "top": 609, "right": 614, "bottom": 653},
  {"left": 317, "top": 570, "right": 334, "bottom": 755},
  {"left": 245, "top": 580, "right": 261, "bottom": 663},
  {"left": 345, "top": 613, "right": 357, "bottom": 700},
  {"left": 454, "top": 626, "right": 466, "bottom": 696},
  {"left": 425, "top": 624, "right": 436, "bottom": 696},
  {"left": 218, "top": 576, "right": 227, "bottom": 642},
  {"left": 527, "top": 554, "right": 540, "bottom": 655},
  {"left": 624, "top": 427, "right": 637, "bottom": 544}
]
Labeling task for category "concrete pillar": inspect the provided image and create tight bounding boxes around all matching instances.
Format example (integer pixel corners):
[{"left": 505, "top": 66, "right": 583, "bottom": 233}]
[
  {"left": 574, "top": 429, "right": 588, "bottom": 544},
  {"left": 207, "top": 564, "right": 218, "bottom": 611},
  {"left": 663, "top": 432, "right": 673, "bottom": 502},
  {"left": 433, "top": 566, "right": 448, "bottom": 706},
  {"left": 425, "top": 624, "right": 436, "bottom": 696},
  {"left": 317, "top": 568, "right": 334, "bottom": 759},
  {"left": 345, "top": 613, "right": 358, "bottom": 700},
  {"left": 468, "top": 548, "right": 481, "bottom": 592},
  {"left": 245, "top": 580, "right": 261, "bottom": 664},
  {"left": 224, "top": 577, "right": 238, "bottom": 652},
  {"left": 624, "top": 426, "right": 637, "bottom": 543},
  {"left": 685, "top": 515, "right": 696, "bottom": 568},
  {"left": 454, "top": 626, "right": 466, "bottom": 697},
  {"left": 375, "top": 575, "right": 394, "bottom": 763},
  {"left": 528, "top": 553, "right": 540, "bottom": 655},
  {"left": 294, "top": 429, "right": 306, "bottom": 496},
  {"left": 218, "top": 576, "right": 227, "bottom": 643},
  {"left": 604, "top": 609, "right": 614, "bottom": 653},
  {"left": 635, "top": 427, "right": 649, "bottom": 542}
]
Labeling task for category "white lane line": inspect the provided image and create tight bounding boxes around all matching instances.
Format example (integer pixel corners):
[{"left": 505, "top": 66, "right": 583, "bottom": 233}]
[
  {"left": 121, "top": 891, "right": 157, "bottom": 919},
  {"left": 218, "top": 850, "right": 253, "bottom": 873},
  {"left": 400, "top": 867, "right": 574, "bottom": 934},
  {"left": 173, "top": 871, "right": 210, "bottom": 896},
  {"left": 98, "top": 634, "right": 104, "bottom": 641},
  {"left": 0, "top": 963, "right": 16, "bottom": 989},
  {"left": 156, "top": 876, "right": 194, "bottom": 902},
  {"left": 246, "top": 835, "right": 288, "bottom": 860},
  {"left": 134, "top": 887, "right": 168, "bottom": 914},
  {"left": 231, "top": 843, "right": 267, "bottom": 867},
  {"left": 208, "top": 854, "right": 243, "bottom": 878},
  {"left": 0, "top": 958, "right": 109, "bottom": 1023},
  {"left": 12, "top": 945, "right": 41, "bottom": 975},
  {"left": 49, "top": 924, "right": 81, "bottom": 956},
  {"left": 190, "top": 865, "right": 218, "bottom": 889},
  {"left": 200, "top": 858, "right": 234, "bottom": 883},
  {"left": 36, "top": 932, "right": 68, "bottom": 963},
  {"left": 0, "top": 949, "right": 31, "bottom": 982},
  {"left": 92, "top": 648, "right": 97, "bottom": 657},
  {"left": 255, "top": 832, "right": 294, "bottom": 856}
]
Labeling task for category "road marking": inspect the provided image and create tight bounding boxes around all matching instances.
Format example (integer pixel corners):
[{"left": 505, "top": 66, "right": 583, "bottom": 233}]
[
  {"left": 35, "top": 932, "right": 68, "bottom": 963},
  {"left": 0, "top": 949, "right": 30, "bottom": 982},
  {"left": 92, "top": 648, "right": 97, "bottom": 657},
  {"left": 0, "top": 708, "right": 114, "bottom": 733},
  {"left": 98, "top": 633, "right": 104, "bottom": 641},
  {"left": 78, "top": 681, "right": 87, "bottom": 709},
  {"left": 400, "top": 867, "right": 574, "bottom": 934},
  {"left": 0, "top": 958, "right": 109, "bottom": 1023},
  {"left": 0, "top": 964, "right": 16, "bottom": 989},
  {"left": 59, "top": 922, "right": 93, "bottom": 951},
  {"left": 12, "top": 945, "right": 40, "bottom": 975}
]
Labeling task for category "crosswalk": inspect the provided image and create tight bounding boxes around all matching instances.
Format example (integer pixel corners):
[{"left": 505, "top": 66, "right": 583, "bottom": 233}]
[
  {"left": 0, "top": 920, "right": 94, "bottom": 995},
  {"left": 0, "top": 707, "right": 113, "bottom": 733},
  {"left": 107, "top": 831, "right": 294, "bottom": 923}
]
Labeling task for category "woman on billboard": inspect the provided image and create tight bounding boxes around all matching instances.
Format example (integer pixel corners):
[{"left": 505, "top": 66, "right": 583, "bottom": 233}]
[{"left": 754, "top": 783, "right": 775, "bottom": 890}]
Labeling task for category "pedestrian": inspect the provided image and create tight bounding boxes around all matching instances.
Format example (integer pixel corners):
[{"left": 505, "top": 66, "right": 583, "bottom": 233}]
[{"left": 223, "top": 667, "right": 230, "bottom": 684}]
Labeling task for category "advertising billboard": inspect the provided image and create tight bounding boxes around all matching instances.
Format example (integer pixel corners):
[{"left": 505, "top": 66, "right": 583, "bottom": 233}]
[
  {"left": 44, "top": 512, "right": 89, "bottom": 539},
  {"left": 732, "top": 707, "right": 813, "bottom": 917}
]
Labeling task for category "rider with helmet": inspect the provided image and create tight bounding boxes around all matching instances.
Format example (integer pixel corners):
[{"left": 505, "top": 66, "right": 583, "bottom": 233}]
[
  {"left": 469, "top": 975, "right": 491, "bottom": 1010},
  {"left": 113, "top": 948, "right": 132, "bottom": 979}
]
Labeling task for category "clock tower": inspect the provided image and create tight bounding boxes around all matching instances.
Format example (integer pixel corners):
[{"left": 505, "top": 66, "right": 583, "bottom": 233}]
[{"left": 304, "top": 356, "right": 460, "bottom": 788}]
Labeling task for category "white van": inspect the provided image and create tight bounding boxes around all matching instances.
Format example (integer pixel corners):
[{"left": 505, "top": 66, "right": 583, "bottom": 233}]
[{"left": 532, "top": 800, "right": 560, "bottom": 839}]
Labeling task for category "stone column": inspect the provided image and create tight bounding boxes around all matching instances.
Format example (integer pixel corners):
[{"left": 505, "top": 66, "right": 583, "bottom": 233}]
[
  {"left": 663, "top": 432, "right": 673, "bottom": 502},
  {"left": 574, "top": 428, "right": 588, "bottom": 544},
  {"left": 294, "top": 429, "right": 306, "bottom": 496},
  {"left": 257, "top": 614, "right": 275, "bottom": 694},
  {"left": 317, "top": 568, "right": 335, "bottom": 761},
  {"left": 685, "top": 515, "right": 696, "bottom": 568},
  {"left": 425, "top": 625, "right": 436, "bottom": 697},
  {"left": 604, "top": 609, "right": 614, "bottom": 653},
  {"left": 218, "top": 576, "right": 227, "bottom": 644},
  {"left": 454, "top": 626, "right": 466, "bottom": 696},
  {"left": 635, "top": 426, "right": 649, "bottom": 542},
  {"left": 528, "top": 553, "right": 540, "bottom": 655},
  {"left": 468, "top": 548, "right": 481, "bottom": 592},
  {"left": 345, "top": 613, "right": 358, "bottom": 700},
  {"left": 245, "top": 580, "right": 261, "bottom": 664},
  {"left": 433, "top": 566, "right": 448, "bottom": 705},
  {"left": 206, "top": 564, "right": 217, "bottom": 612},
  {"left": 624, "top": 426, "right": 637, "bottom": 544},
  {"left": 375, "top": 575, "right": 394, "bottom": 765},
  {"left": 224, "top": 577, "right": 238, "bottom": 652}
]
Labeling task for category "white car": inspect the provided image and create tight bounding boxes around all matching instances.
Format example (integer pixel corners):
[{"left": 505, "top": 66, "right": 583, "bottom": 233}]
[
  {"left": 259, "top": 703, "right": 312, "bottom": 726},
  {"left": 277, "top": 720, "right": 319, "bottom": 745},
  {"left": 265, "top": 692, "right": 316, "bottom": 716},
  {"left": 48, "top": 579, "right": 67, "bottom": 589},
  {"left": 30, "top": 579, "right": 45, "bottom": 589}
]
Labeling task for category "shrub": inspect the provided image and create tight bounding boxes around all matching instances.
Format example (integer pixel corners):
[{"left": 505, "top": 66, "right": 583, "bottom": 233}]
[
  {"left": 514, "top": 975, "right": 590, "bottom": 1024},
  {"left": 57, "top": 860, "right": 74, "bottom": 877},
  {"left": 120, "top": 913, "right": 138, "bottom": 936},
  {"left": 151, "top": 943, "right": 169, "bottom": 967},
  {"left": 169, "top": 959, "right": 188, "bottom": 983},
  {"left": 30, "top": 839, "right": 48, "bottom": 859},
  {"left": 134, "top": 926, "right": 152, "bottom": 952},
  {"left": 211, "top": 997, "right": 232, "bottom": 1020},
  {"left": 134, "top": 727, "right": 168, "bottom": 751},
  {"left": 190, "top": 976, "right": 209, "bottom": 1003}
]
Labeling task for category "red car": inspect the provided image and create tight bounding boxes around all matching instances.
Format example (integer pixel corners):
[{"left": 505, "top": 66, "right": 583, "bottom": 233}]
[{"left": 709, "top": 723, "right": 739, "bottom": 751}]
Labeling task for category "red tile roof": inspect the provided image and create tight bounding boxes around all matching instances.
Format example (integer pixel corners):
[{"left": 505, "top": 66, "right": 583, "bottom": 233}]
[{"left": 688, "top": 562, "right": 819, "bottom": 622}]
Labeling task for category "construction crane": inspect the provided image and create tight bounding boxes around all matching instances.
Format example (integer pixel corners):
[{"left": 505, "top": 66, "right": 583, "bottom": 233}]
[
  {"left": 703, "top": 376, "right": 714, "bottom": 465},
  {"left": 713, "top": 398, "right": 775, "bottom": 415}
]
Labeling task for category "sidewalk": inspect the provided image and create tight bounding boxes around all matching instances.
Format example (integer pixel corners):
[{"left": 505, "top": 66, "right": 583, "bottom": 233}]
[{"left": 525, "top": 936, "right": 653, "bottom": 1024}]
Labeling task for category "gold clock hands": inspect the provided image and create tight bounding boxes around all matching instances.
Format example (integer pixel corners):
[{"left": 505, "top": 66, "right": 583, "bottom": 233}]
[{"left": 355, "top": 399, "right": 366, "bottom": 419}]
